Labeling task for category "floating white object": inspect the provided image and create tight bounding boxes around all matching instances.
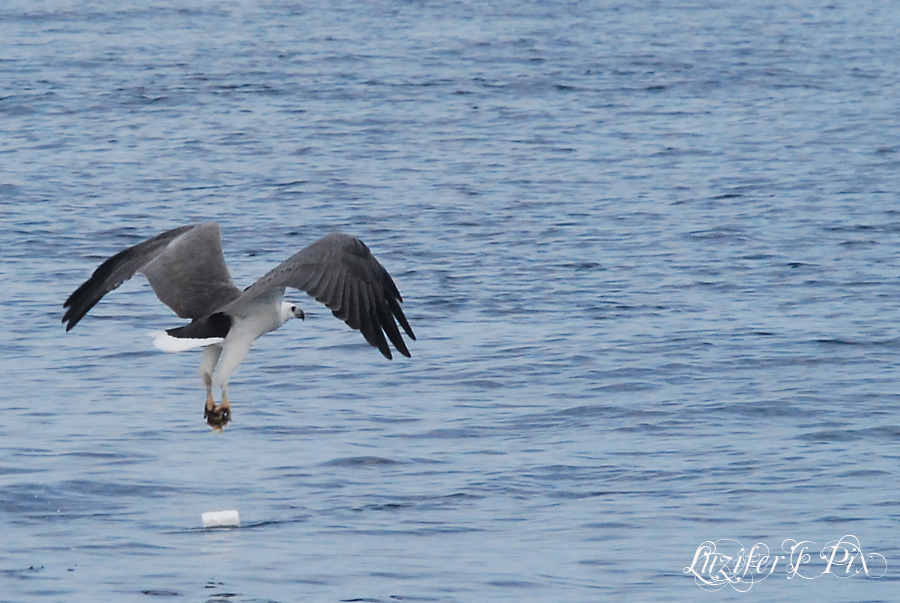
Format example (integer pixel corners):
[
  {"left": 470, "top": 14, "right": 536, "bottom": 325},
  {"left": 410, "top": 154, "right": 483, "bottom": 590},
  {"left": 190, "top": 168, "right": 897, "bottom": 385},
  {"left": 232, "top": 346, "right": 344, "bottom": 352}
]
[{"left": 202, "top": 510, "right": 240, "bottom": 528}]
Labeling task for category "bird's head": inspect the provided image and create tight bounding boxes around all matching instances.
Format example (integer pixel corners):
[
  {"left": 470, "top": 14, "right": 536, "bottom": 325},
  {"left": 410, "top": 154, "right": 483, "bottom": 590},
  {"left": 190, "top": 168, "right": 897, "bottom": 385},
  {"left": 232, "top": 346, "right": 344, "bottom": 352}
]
[{"left": 281, "top": 302, "right": 305, "bottom": 323}]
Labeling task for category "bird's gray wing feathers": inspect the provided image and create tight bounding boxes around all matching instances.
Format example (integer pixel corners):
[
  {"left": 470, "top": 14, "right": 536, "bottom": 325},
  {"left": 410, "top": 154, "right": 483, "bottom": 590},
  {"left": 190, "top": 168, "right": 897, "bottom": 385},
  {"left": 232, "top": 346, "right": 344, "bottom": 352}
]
[
  {"left": 63, "top": 222, "right": 242, "bottom": 331},
  {"left": 224, "top": 233, "right": 415, "bottom": 359}
]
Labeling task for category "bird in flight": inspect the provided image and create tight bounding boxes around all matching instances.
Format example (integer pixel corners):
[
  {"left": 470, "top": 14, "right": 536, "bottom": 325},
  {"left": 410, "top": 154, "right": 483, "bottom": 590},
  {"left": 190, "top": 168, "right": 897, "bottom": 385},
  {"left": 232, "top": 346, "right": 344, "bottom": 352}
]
[{"left": 62, "top": 223, "right": 415, "bottom": 429}]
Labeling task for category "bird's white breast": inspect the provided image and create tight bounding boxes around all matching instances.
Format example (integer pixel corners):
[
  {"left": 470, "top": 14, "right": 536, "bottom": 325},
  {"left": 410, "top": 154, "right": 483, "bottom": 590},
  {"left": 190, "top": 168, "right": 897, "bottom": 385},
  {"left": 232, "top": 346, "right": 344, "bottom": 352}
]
[{"left": 225, "top": 288, "right": 288, "bottom": 344}]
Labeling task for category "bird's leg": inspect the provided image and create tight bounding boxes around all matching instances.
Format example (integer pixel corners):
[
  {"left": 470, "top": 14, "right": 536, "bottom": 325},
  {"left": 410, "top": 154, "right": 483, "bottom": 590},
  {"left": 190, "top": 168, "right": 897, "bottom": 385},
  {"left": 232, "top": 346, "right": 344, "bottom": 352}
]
[
  {"left": 200, "top": 345, "right": 228, "bottom": 429},
  {"left": 203, "top": 373, "right": 215, "bottom": 419},
  {"left": 205, "top": 341, "right": 247, "bottom": 430},
  {"left": 220, "top": 389, "right": 231, "bottom": 421}
]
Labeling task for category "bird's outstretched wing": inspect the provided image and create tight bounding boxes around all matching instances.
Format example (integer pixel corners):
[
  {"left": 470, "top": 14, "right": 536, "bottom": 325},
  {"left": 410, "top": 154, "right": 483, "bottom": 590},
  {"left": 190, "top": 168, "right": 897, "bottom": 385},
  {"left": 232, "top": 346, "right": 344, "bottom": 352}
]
[
  {"left": 63, "top": 222, "right": 242, "bottom": 331},
  {"left": 223, "top": 233, "right": 415, "bottom": 359}
]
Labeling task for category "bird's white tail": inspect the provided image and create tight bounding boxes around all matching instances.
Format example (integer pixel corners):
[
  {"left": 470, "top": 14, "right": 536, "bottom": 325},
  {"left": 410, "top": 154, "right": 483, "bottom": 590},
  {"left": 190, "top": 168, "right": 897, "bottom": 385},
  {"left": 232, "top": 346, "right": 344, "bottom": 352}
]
[{"left": 149, "top": 331, "right": 224, "bottom": 353}]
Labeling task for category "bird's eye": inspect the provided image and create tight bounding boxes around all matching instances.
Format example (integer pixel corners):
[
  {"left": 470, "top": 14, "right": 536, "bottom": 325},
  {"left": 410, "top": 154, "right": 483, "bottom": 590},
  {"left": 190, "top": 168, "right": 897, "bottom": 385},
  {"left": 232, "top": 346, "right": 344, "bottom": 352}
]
[{"left": 291, "top": 306, "right": 297, "bottom": 312}]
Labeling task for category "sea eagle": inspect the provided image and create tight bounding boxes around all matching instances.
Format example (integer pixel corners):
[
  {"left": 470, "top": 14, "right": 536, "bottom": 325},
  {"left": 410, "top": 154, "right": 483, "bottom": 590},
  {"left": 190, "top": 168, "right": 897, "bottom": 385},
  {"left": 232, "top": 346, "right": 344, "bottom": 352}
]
[{"left": 62, "top": 223, "right": 414, "bottom": 429}]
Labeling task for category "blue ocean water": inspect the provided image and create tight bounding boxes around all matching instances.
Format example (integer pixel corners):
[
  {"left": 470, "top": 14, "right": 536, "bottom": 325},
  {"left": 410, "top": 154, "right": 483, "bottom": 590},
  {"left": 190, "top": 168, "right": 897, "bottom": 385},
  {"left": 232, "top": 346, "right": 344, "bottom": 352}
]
[{"left": 2, "top": 0, "right": 900, "bottom": 600}]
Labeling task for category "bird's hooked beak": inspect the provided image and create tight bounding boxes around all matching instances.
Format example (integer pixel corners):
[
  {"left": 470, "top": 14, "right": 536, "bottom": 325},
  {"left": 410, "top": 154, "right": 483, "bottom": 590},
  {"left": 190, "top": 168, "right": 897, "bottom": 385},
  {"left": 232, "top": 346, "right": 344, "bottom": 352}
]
[{"left": 292, "top": 306, "right": 305, "bottom": 320}]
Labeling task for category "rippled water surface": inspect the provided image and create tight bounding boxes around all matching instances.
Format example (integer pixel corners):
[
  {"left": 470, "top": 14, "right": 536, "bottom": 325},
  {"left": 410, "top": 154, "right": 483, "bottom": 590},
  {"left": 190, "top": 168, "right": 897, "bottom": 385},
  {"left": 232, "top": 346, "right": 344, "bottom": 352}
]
[{"left": 3, "top": 1, "right": 900, "bottom": 601}]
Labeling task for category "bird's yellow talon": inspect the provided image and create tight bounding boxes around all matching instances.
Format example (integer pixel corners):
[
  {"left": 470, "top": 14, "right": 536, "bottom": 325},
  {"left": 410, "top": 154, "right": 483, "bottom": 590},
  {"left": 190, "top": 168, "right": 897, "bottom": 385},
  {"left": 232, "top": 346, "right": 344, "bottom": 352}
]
[{"left": 204, "top": 400, "right": 231, "bottom": 429}]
